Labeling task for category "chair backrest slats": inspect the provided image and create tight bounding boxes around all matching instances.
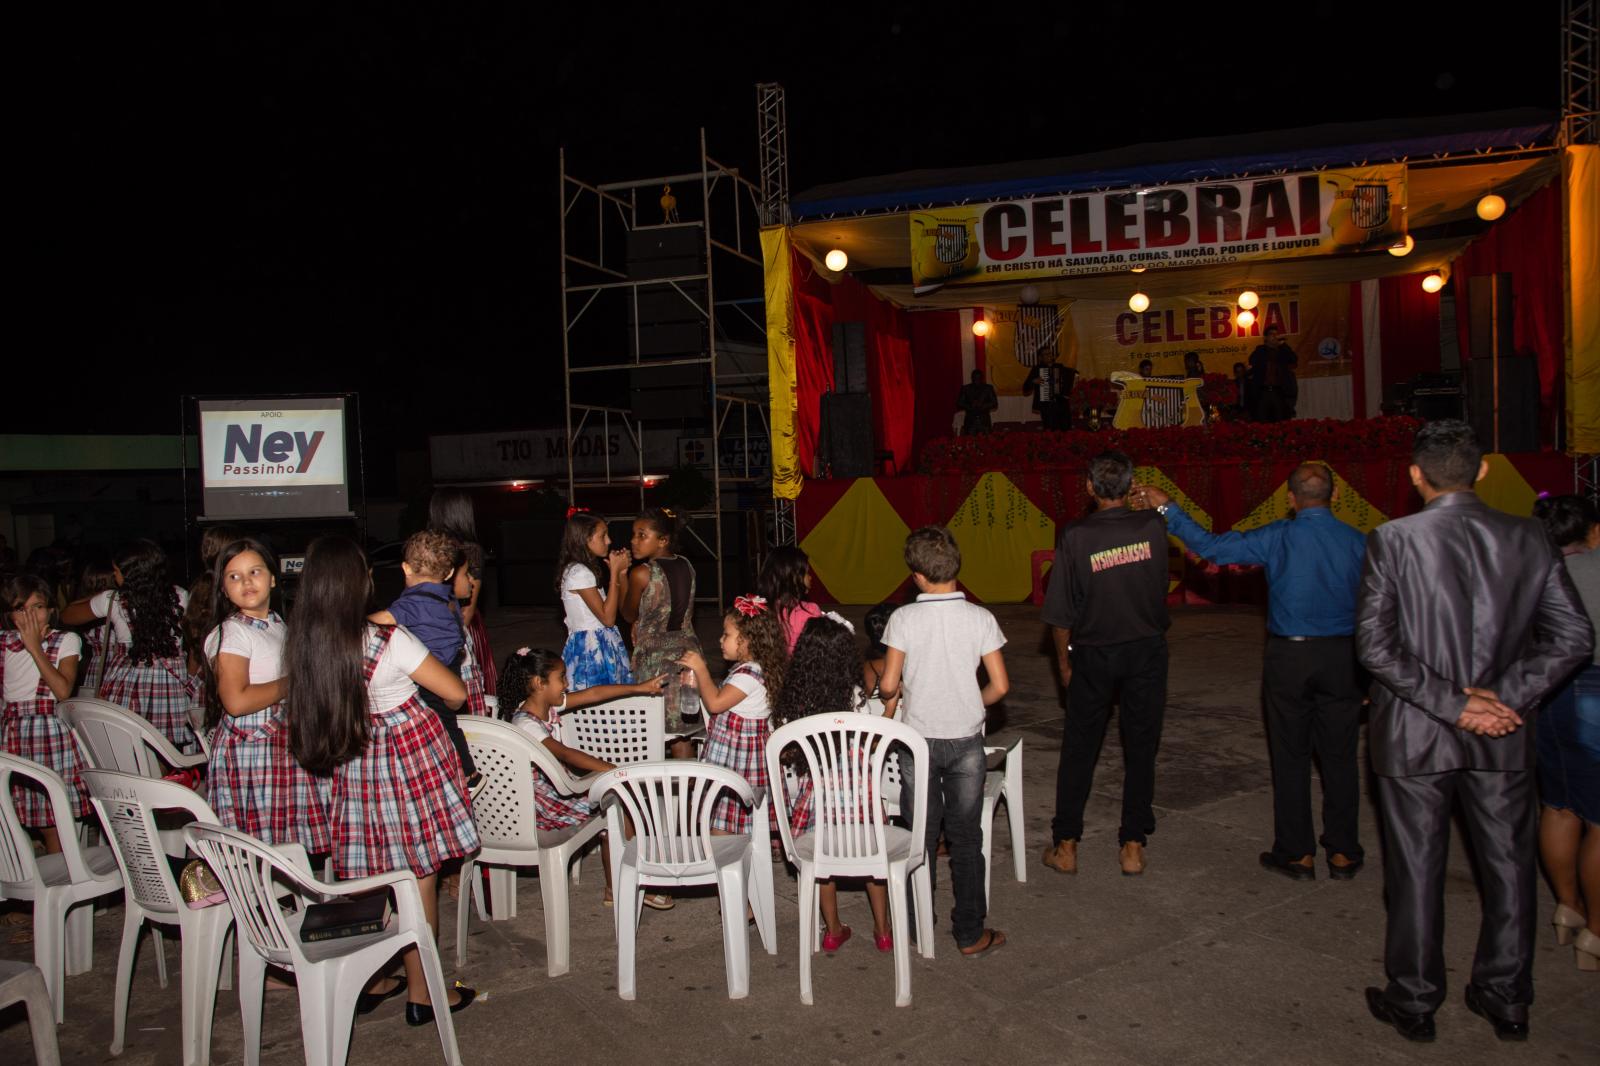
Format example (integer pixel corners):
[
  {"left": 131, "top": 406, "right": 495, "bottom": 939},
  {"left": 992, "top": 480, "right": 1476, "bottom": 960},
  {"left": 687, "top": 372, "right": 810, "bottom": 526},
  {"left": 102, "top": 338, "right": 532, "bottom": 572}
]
[
  {"left": 60, "top": 698, "right": 165, "bottom": 777},
  {"left": 0, "top": 762, "right": 42, "bottom": 886},
  {"left": 559, "top": 697, "right": 665, "bottom": 765},
  {"left": 460, "top": 718, "right": 540, "bottom": 851},
  {"left": 0, "top": 753, "right": 106, "bottom": 889},
  {"left": 589, "top": 762, "right": 750, "bottom": 877},
  {"left": 82, "top": 770, "right": 217, "bottom": 916},
  {"left": 186, "top": 825, "right": 302, "bottom": 963}
]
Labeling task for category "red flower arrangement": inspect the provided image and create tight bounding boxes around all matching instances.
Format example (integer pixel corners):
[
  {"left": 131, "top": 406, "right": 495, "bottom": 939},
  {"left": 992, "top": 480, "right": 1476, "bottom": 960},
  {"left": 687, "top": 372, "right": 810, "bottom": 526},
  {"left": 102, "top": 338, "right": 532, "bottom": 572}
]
[{"left": 920, "top": 416, "right": 1423, "bottom": 474}]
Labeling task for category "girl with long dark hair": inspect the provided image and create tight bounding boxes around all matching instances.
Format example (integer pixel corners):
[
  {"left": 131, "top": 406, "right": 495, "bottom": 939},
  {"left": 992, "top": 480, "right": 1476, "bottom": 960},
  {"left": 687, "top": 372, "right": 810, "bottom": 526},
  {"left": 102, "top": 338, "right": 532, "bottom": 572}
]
[
  {"left": 758, "top": 545, "right": 822, "bottom": 652},
  {"left": 62, "top": 540, "right": 196, "bottom": 752},
  {"left": 199, "top": 538, "right": 330, "bottom": 855},
  {"left": 284, "top": 535, "right": 478, "bottom": 1024},
  {"left": 621, "top": 508, "right": 702, "bottom": 745},
  {"left": 554, "top": 510, "right": 634, "bottom": 690}
]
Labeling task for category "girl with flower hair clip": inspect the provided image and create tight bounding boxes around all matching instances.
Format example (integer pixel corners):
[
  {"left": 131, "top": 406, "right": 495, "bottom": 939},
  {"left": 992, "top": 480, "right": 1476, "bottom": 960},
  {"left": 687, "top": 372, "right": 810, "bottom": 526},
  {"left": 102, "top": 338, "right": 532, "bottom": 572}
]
[{"left": 677, "top": 594, "right": 787, "bottom": 834}]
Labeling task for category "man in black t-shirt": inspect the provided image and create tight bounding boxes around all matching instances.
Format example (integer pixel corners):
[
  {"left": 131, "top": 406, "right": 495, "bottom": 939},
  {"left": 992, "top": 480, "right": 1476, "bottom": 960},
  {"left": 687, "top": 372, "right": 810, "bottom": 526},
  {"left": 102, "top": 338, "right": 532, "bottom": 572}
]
[{"left": 1040, "top": 451, "right": 1171, "bottom": 877}]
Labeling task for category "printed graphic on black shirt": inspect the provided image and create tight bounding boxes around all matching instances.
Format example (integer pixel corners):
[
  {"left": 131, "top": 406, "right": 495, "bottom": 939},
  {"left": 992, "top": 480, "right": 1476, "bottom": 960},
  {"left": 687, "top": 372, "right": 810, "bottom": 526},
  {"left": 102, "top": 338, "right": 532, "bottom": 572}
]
[{"left": 1090, "top": 541, "right": 1154, "bottom": 573}]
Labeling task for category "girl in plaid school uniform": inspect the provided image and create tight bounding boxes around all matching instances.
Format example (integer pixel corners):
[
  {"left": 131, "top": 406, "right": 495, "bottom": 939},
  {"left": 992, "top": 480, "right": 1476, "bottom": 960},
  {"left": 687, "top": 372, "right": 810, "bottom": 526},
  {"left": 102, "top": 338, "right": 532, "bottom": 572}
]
[
  {"left": 199, "top": 538, "right": 331, "bottom": 855},
  {"left": 285, "top": 535, "right": 478, "bottom": 1026},
  {"left": 61, "top": 540, "right": 196, "bottom": 753},
  {"left": 677, "top": 594, "right": 788, "bottom": 835},
  {"left": 497, "top": 647, "right": 667, "bottom": 907},
  {"left": 2, "top": 574, "right": 88, "bottom": 855},
  {"left": 772, "top": 614, "right": 893, "bottom": 954}
]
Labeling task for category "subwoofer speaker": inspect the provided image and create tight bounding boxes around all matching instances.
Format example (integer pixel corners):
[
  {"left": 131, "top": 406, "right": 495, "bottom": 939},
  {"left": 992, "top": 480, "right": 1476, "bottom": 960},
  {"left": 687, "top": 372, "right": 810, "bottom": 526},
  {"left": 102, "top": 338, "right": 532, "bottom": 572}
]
[{"left": 817, "top": 392, "right": 874, "bottom": 477}]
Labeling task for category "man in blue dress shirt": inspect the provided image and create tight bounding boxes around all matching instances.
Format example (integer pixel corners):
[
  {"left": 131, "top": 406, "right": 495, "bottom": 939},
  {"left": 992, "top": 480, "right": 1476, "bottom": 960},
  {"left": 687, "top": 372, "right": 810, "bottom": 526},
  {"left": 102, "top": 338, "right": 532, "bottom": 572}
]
[{"left": 1139, "top": 463, "right": 1368, "bottom": 880}]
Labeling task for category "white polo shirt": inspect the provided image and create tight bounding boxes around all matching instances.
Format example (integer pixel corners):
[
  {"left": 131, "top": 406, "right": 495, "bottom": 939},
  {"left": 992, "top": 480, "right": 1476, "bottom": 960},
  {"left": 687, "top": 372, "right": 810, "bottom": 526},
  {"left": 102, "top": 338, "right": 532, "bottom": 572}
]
[{"left": 881, "top": 592, "right": 1005, "bottom": 740}]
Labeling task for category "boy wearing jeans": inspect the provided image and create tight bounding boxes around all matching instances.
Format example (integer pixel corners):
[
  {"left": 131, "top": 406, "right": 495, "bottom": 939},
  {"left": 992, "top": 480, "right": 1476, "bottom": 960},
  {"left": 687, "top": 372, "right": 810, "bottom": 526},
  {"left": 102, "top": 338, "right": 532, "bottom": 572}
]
[{"left": 878, "top": 525, "right": 1010, "bottom": 956}]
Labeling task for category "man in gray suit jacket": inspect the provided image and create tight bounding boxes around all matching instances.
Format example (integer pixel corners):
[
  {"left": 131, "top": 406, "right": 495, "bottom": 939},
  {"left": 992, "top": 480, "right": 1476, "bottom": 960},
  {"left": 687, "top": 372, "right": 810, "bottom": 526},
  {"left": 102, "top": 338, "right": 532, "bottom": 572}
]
[{"left": 1357, "top": 420, "right": 1593, "bottom": 1043}]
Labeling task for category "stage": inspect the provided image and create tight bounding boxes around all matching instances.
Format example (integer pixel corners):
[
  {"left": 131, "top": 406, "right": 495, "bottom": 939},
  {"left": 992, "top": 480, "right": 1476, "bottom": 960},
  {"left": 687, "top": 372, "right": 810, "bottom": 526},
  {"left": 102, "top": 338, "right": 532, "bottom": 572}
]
[{"left": 793, "top": 434, "right": 1573, "bottom": 605}]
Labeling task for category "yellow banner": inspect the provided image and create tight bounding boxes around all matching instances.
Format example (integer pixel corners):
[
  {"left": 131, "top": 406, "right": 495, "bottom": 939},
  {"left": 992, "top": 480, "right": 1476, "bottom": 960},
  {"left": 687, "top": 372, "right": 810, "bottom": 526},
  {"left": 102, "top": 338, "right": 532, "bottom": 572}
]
[
  {"left": 984, "top": 283, "right": 1352, "bottom": 394},
  {"left": 911, "top": 166, "right": 1406, "bottom": 290},
  {"left": 761, "top": 226, "right": 803, "bottom": 499},
  {"left": 1567, "top": 145, "right": 1600, "bottom": 453}
]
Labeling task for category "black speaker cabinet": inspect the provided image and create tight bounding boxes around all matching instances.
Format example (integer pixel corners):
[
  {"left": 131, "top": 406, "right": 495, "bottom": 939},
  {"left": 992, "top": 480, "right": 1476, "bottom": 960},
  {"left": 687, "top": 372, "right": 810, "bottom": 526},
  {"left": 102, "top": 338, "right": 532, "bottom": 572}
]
[
  {"left": 1466, "top": 355, "right": 1538, "bottom": 453},
  {"left": 626, "top": 227, "right": 706, "bottom": 281},
  {"left": 831, "top": 321, "right": 868, "bottom": 394},
  {"left": 817, "top": 391, "right": 874, "bottom": 477}
]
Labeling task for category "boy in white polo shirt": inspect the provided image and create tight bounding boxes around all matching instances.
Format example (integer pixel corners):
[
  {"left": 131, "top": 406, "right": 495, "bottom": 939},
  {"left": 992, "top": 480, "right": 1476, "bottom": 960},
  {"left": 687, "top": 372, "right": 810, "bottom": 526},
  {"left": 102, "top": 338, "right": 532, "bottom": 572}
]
[{"left": 878, "top": 525, "right": 1010, "bottom": 957}]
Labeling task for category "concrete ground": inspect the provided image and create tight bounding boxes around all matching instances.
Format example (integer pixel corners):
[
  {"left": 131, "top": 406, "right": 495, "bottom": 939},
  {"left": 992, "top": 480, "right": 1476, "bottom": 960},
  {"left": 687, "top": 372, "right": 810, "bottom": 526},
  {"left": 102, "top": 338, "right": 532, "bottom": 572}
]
[{"left": 3, "top": 603, "right": 1596, "bottom": 1065}]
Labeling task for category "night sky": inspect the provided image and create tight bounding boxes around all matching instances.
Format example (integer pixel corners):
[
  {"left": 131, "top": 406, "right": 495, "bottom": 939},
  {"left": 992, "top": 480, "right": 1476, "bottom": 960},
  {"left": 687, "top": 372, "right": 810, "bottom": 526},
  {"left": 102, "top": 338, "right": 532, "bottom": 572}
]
[{"left": 23, "top": 4, "right": 1556, "bottom": 464}]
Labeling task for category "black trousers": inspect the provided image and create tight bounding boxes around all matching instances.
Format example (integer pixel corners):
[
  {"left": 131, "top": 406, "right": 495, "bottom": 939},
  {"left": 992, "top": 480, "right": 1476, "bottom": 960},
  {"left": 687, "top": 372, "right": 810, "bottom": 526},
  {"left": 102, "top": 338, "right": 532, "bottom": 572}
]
[
  {"left": 1051, "top": 635, "right": 1168, "bottom": 846},
  {"left": 1261, "top": 636, "right": 1363, "bottom": 861},
  {"left": 1039, "top": 400, "right": 1071, "bottom": 431},
  {"left": 1376, "top": 769, "right": 1537, "bottom": 1020}
]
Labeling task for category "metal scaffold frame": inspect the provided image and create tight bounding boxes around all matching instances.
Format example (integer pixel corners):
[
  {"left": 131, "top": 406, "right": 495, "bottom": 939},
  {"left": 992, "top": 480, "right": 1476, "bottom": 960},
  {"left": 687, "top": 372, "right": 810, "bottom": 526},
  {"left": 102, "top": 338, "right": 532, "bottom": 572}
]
[
  {"left": 558, "top": 127, "right": 771, "bottom": 609},
  {"left": 1564, "top": 1, "right": 1598, "bottom": 147}
]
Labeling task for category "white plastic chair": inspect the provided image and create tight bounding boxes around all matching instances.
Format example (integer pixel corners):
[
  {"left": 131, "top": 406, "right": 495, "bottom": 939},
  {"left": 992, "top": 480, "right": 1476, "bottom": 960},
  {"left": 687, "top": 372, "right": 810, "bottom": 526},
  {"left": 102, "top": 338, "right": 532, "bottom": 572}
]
[
  {"left": 880, "top": 735, "right": 1027, "bottom": 905},
  {"left": 558, "top": 696, "right": 665, "bottom": 765},
  {"left": 766, "top": 716, "right": 932, "bottom": 1007},
  {"left": 82, "top": 769, "right": 237, "bottom": 1066},
  {"left": 61, "top": 697, "right": 208, "bottom": 856},
  {"left": 0, "top": 753, "right": 123, "bottom": 1022},
  {"left": 60, "top": 696, "right": 207, "bottom": 779},
  {"left": 185, "top": 822, "right": 464, "bottom": 1066},
  {"left": 454, "top": 716, "right": 604, "bottom": 976},
  {"left": 588, "top": 761, "right": 773, "bottom": 1000},
  {"left": 980, "top": 739, "right": 1026, "bottom": 904},
  {"left": 0, "top": 961, "right": 61, "bottom": 1066}
]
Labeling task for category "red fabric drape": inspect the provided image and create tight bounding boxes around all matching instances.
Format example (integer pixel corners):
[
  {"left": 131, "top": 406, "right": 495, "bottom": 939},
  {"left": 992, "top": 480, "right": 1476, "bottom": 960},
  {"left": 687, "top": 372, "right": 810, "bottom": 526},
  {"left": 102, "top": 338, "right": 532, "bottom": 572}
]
[
  {"left": 1377, "top": 273, "right": 1442, "bottom": 387},
  {"left": 1450, "top": 182, "right": 1564, "bottom": 443},
  {"left": 791, "top": 247, "right": 917, "bottom": 476},
  {"left": 910, "top": 311, "right": 965, "bottom": 464}
]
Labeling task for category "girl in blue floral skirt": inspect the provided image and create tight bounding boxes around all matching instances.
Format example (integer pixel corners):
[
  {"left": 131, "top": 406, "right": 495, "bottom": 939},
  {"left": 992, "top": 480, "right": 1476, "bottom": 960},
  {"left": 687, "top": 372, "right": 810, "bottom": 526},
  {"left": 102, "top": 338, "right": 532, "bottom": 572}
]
[{"left": 556, "top": 510, "right": 635, "bottom": 691}]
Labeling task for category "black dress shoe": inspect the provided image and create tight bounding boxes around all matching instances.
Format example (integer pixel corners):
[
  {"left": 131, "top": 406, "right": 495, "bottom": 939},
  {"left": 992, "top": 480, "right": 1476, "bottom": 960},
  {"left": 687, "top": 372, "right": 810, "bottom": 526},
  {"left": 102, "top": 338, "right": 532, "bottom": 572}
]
[
  {"left": 1364, "top": 987, "right": 1436, "bottom": 1042},
  {"left": 1327, "top": 854, "right": 1364, "bottom": 881},
  {"left": 1464, "top": 984, "right": 1528, "bottom": 1041},
  {"left": 355, "top": 976, "right": 406, "bottom": 1015},
  {"left": 1259, "top": 851, "right": 1315, "bottom": 881},
  {"left": 405, "top": 984, "right": 477, "bottom": 1027}
]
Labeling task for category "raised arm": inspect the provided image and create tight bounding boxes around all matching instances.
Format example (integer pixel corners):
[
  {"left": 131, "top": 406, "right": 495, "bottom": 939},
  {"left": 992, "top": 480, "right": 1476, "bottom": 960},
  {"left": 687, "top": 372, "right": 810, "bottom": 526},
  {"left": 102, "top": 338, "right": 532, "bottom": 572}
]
[
  {"left": 1141, "top": 488, "right": 1271, "bottom": 567},
  {"left": 620, "top": 564, "right": 650, "bottom": 625},
  {"left": 675, "top": 650, "right": 747, "bottom": 714}
]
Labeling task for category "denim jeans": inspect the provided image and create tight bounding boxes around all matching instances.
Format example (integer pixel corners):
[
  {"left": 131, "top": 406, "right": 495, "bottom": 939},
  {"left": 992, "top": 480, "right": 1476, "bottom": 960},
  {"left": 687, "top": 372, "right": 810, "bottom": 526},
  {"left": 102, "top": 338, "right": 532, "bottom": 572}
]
[{"left": 900, "top": 733, "right": 987, "bottom": 948}]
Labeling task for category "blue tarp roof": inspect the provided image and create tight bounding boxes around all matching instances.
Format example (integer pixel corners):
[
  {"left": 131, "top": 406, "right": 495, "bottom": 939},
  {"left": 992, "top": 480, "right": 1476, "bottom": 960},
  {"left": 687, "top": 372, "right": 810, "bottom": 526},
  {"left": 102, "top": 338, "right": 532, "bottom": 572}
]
[{"left": 791, "top": 109, "right": 1558, "bottom": 219}]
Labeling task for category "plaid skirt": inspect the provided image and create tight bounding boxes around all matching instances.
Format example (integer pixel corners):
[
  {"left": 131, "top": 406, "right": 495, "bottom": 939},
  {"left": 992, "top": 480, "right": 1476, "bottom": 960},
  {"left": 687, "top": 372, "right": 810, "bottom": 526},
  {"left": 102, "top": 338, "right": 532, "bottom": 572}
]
[
  {"left": 703, "top": 711, "right": 770, "bottom": 834},
  {"left": 207, "top": 706, "right": 333, "bottom": 854},
  {"left": 3, "top": 697, "right": 90, "bottom": 826},
  {"left": 533, "top": 768, "right": 599, "bottom": 832},
  {"left": 101, "top": 655, "right": 198, "bottom": 754},
  {"left": 329, "top": 695, "right": 480, "bottom": 879}
]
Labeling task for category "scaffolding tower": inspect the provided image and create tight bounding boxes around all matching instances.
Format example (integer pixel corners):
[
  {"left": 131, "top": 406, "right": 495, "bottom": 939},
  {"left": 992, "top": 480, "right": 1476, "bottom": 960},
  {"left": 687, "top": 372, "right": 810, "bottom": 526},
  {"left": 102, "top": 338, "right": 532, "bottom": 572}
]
[{"left": 558, "top": 130, "right": 771, "bottom": 609}]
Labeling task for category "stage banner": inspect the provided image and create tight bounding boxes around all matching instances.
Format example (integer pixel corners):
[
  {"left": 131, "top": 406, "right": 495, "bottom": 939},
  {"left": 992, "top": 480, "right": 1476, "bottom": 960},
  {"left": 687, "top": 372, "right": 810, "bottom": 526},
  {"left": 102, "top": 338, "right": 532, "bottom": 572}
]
[
  {"left": 909, "top": 166, "right": 1407, "bottom": 291},
  {"left": 762, "top": 225, "right": 803, "bottom": 499},
  {"left": 1567, "top": 145, "right": 1600, "bottom": 453},
  {"left": 983, "top": 283, "right": 1353, "bottom": 394}
]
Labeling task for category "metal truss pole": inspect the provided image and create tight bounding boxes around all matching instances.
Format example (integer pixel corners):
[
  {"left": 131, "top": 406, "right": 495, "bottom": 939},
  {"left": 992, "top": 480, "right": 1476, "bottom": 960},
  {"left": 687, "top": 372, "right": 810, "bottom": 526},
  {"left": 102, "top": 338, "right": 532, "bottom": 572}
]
[
  {"left": 1564, "top": 1, "right": 1598, "bottom": 147},
  {"left": 559, "top": 148, "right": 577, "bottom": 506},
  {"left": 756, "top": 83, "right": 790, "bottom": 226}
]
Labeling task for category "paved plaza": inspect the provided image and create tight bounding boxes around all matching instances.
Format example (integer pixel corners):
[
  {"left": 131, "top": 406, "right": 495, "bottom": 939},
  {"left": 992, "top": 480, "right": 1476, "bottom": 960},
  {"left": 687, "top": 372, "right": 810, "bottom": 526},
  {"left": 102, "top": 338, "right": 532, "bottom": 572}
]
[{"left": 3, "top": 603, "right": 1596, "bottom": 1064}]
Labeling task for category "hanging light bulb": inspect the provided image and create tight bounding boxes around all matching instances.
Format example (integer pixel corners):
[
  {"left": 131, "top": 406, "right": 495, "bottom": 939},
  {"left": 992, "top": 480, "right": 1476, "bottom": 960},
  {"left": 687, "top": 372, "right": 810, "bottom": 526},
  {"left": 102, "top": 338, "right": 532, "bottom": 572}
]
[
  {"left": 1421, "top": 273, "right": 1445, "bottom": 294},
  {"left": 972, "top": 319, "right": 992, "bottom": 338},
  {"left": 1387, "top": 235, "right": 1415, "bottom": 257},
  {"left": 1128, "top": 292, "right": 1150, "bottom": 313},
  {"left": 1237, "top": 309, "right": 1257, "bottom": 329},
  {"left": 1130, "top": 266, "right": 1147, "bottom": 274},
  {"left": 1476, "top": 194, "right": 1506, "bottom": 222},
  {"left": 1019, "top": 284, "right": 1041, "bottom": 305},
  {"left": 1237, "top": 290, "right": 1259, "bottom": 310},
  {"left": 824, "top": 248, "right": 849, "bottom": 271}
]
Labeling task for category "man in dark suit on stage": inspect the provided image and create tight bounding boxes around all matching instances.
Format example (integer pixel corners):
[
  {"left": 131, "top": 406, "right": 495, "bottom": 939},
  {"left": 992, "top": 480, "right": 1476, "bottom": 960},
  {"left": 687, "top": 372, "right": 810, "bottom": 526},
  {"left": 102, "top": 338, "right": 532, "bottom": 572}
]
[{"left": 1357, "top": 420, "right": 1593, "bottom": 1044}]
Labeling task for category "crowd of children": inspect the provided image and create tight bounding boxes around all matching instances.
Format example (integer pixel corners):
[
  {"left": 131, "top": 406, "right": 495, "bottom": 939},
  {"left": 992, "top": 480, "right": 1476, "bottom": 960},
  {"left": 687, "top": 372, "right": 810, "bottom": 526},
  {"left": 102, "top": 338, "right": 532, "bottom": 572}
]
[{"left": 2, "top": 506, "right": 1012, "bottom": 1025}]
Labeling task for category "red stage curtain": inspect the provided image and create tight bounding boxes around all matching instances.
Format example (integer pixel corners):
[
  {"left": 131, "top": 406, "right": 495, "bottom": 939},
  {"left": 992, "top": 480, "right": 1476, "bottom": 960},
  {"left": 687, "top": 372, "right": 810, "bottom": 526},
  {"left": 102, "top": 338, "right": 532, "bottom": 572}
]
[
  {"left": 1377, "top": 273, "right": 1441, "bottom": 388},
  {"left": 790, "top": 246, "right": 917, "bottom": 477},
  {"left": 1348, "top": 282, "right": 1367, "bottom": 417},
  {"left": 910, "top": 311, "right": 965, "bottom": 464},
  {"left": 1451, "top": 182, "right": 1564, "bottom": 443}
]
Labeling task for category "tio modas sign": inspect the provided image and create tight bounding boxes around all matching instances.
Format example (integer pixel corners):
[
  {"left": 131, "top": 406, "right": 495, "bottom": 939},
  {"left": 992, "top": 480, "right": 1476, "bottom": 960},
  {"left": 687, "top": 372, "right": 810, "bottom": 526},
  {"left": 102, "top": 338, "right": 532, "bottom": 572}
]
[{"left": 909, "top": 166, "right": 1406, "bottom": 292}]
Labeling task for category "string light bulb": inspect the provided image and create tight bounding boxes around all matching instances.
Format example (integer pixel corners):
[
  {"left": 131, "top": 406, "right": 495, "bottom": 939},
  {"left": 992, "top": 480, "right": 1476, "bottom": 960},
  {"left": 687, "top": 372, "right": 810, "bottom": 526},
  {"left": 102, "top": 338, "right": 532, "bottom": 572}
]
[
  {"left": 1237, "top": 290, "right": 1259, "bottom": 310},
  {"left": 1422, "top": 273, "right": 1445, "bottom": 294},
  {"left": 824, "top": 249, "right": 848, "bottom": 271},
  {"left": 1237, "top": 309, "right": 1257, "bottom": 329},
  {"left": 972, "top": 318, "right": 992, "bottom": 338},
  {"left": 1128, "top": 292, "right": 1150, "bottom": 313},
  {"left": 1476, "top": 195, "right": 1506, "bottom": 222}
]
